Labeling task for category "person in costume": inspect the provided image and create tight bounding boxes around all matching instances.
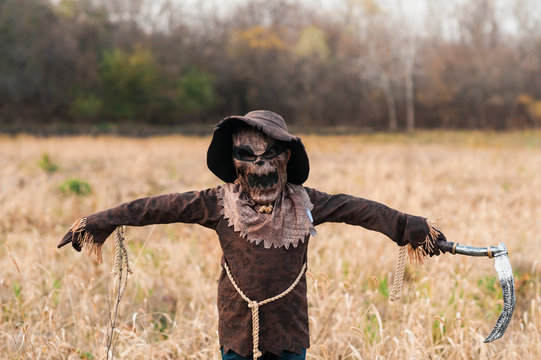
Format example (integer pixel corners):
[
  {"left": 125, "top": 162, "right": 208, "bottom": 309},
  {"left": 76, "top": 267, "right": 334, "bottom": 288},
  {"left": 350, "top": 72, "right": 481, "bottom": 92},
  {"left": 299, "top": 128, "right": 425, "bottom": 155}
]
[{"left": 58, "top": 110, "right": 446, "bottom": 360}]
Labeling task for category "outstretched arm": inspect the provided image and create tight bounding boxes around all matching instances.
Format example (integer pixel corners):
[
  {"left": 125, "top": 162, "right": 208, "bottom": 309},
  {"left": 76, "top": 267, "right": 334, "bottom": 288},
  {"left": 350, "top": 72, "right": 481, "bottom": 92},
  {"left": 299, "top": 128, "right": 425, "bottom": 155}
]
[
  {"left": 305, "top": 187, "right": 445, "bottom": 256},
  {"left": 58, "top": 188, "right": 220, "bottom": 255}
]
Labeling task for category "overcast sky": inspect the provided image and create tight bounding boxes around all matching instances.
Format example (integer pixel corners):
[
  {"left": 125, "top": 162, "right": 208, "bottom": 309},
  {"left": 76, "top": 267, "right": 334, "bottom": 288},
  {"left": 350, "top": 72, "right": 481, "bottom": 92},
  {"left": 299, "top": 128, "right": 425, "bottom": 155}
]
[
  {"left": 189, "top": 0, "right": 428, "bottom": 18},
  {"left": 185, "top": 0, "right": 525, "bottom": 37}
]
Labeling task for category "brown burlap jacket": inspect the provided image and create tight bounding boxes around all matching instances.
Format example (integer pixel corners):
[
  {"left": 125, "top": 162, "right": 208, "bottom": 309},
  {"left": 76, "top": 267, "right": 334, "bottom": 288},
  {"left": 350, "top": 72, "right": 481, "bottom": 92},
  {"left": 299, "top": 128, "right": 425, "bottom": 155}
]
[{"left": 80, "top": 186, "right": 418, "bottom": 357}]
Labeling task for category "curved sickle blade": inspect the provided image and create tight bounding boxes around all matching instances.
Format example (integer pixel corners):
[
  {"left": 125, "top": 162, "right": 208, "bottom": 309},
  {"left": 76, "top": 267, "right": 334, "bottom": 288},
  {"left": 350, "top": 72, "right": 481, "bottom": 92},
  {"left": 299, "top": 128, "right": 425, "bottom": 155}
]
[{"left": 484, "top": 243, "right": 516, "bottom": 343}]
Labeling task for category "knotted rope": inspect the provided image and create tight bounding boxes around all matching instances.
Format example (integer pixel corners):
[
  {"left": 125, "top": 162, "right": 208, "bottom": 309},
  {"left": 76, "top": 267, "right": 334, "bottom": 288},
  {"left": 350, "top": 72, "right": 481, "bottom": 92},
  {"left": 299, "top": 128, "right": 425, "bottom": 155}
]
[
  {"left": 389, "top": 245, "right": 407, "bottom": 302},
  {"left": 223, "top": 261, "right": 307, "bottom": 360},
  {"left": 389, "top": 219, "right": 441, "bottom": 302}
]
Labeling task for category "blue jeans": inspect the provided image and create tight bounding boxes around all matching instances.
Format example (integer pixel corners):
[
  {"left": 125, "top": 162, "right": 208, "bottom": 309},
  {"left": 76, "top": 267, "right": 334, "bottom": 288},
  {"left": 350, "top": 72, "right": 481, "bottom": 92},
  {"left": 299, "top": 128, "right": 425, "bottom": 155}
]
[{"left": 221, "top": 348, "right": 306, "bottom": 360}]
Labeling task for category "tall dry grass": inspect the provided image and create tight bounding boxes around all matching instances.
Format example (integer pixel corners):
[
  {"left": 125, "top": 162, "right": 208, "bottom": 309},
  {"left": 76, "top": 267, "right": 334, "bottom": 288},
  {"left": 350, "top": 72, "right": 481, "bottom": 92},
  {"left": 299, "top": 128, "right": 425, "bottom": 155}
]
[{"left": 0, "top": 132, "right": 540, "bottom": 359}]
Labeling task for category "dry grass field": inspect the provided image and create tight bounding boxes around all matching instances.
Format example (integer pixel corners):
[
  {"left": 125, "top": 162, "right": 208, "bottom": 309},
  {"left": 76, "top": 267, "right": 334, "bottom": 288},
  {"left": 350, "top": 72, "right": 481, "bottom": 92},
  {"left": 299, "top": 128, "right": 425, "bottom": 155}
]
[{"left": 1, "top": 131, "right": 540, "bottom": 359}]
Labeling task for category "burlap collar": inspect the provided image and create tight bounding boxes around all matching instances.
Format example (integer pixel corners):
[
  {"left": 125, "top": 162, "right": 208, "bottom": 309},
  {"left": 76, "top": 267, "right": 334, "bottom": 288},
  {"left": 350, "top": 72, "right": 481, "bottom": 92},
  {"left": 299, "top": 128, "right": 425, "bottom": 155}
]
[{"left": 218, "top": 183, "right": 316, "bottom": 249}]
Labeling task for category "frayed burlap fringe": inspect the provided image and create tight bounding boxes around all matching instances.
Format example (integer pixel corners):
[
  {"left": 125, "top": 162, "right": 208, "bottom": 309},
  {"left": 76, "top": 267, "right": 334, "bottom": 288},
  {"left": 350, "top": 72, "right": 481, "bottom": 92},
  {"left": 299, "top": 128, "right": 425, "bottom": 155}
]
[
  {"left": 407, "top": 218, "right": 441, "bottom": 265},
  {"left": 68, "top": 217, "right": 103, "bottom": 263},
  {"left": 217, "top": 183, "right": 315, "bottom": 249}
]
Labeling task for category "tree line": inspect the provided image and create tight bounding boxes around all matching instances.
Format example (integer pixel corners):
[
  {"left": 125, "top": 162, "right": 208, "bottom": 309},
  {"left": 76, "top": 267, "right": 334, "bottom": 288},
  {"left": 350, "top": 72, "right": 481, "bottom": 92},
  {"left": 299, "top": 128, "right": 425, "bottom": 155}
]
[{"left": 1, "top": 0, "right": 540, "bottom": 131}]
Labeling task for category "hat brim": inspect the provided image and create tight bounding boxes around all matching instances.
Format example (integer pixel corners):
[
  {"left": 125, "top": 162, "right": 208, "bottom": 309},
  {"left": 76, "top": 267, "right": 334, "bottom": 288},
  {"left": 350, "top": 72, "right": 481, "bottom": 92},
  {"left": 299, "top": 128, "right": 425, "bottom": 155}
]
[{"left": 207, "top": 116, "right": 309, "bottom": 185}]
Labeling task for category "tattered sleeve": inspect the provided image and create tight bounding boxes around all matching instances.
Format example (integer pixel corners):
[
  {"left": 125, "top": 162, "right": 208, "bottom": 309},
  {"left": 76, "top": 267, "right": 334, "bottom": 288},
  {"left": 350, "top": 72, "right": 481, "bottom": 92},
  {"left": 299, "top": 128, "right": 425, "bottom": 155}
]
[
  {"left": 60, "top": 188, "right": 221, "bottom": 255},
  {"left": 305, "top": 187, "right": 408, "bottom": 245}
]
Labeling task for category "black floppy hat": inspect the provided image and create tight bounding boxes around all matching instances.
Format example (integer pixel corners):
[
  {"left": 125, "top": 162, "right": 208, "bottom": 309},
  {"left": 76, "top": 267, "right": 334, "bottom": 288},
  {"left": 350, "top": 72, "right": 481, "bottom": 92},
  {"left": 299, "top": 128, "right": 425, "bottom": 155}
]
[{"left": 207, "top": 110, "right": 310, "bottom": 185}]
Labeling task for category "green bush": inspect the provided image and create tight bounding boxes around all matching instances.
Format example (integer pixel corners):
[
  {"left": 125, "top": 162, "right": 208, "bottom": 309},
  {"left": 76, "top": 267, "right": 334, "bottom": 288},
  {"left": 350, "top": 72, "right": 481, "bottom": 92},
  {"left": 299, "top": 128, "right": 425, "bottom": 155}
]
[
  {"left": 100, "top": 48, "right": 159, "bottom": 119},
  {"left": 70, "top": 93, "right": 102, "bottom": 118},
  {"left": 59, "top": 178, "right": 92, "bottom": 196},
  {"left": 38, "top": 153, "right": 59, "bottom": 173},
  {"left": 177, "top": 67, "right": 216, "bottom": 112}
]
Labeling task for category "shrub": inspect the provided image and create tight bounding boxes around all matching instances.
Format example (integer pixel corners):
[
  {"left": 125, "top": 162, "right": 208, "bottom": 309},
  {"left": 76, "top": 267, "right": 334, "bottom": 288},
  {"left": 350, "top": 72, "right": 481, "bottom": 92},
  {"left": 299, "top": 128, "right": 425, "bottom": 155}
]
[
  {"left": 38, "top": 153, "right": 59, "bottom": 173},
  {"left": 100, "top": 48, "right": 159, "bottom": 119},
  {"left": 59, "top": 178, "right": 92, "bottom": 196},
  {"left": 177, "top": 67, "right": 216, "bottom": 112},
  {"left": 70, "top": 93, "right": 102, "bottom": 118}
]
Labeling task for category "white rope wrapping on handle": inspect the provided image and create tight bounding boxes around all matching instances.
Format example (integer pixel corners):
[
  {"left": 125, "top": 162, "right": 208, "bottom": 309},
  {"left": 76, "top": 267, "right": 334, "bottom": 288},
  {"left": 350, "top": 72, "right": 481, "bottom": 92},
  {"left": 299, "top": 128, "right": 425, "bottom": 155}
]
[{"left": 223, "top": 261, "right": 307, "bottom": 359}]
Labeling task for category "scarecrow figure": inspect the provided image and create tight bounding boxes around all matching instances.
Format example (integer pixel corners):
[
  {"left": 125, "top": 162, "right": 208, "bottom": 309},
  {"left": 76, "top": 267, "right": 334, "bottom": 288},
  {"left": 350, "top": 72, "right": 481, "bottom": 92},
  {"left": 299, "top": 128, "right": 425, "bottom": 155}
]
[{"left": 58, "top": 110, "right": 446, "bottom": 360}]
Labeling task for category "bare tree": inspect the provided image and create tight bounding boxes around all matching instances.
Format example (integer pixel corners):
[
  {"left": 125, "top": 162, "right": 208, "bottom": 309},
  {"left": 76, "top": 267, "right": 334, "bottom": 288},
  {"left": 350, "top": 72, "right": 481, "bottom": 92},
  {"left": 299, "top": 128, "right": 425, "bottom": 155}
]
[
  {"left": 395, "top": 0, "right": 417, "bottom": 131},
  {"left": 349, "top": 0, "right": 400, "bottom": 130}
]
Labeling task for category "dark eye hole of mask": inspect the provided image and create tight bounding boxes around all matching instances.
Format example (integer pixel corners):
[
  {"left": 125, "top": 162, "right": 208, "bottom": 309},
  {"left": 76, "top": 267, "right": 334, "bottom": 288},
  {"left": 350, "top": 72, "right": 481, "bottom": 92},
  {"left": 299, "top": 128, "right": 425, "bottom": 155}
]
[
  {"left": 233, "top": 146, "right": 257, "bottom": 161},
  {"left": 233, "top": 143, "right": 286, "bottom": 162}
]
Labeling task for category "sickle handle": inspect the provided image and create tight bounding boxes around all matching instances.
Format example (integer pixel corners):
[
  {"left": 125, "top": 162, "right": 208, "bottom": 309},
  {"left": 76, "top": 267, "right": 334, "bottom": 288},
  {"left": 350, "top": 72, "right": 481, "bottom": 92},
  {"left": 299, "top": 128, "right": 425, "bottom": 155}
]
[
  {"left": 437, "top": 240, "right": 507, "bottom": 258},
  {"left": 437, "top": 240, "right": 457, "bottom": 254}
]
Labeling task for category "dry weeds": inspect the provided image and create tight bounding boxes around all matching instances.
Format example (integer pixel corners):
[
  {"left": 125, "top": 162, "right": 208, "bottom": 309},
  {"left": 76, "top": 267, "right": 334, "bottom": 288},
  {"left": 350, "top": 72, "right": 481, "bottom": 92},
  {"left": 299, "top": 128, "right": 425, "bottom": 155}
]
[{"left": 0, "top": 132, "right": 540, "bottom": 359}]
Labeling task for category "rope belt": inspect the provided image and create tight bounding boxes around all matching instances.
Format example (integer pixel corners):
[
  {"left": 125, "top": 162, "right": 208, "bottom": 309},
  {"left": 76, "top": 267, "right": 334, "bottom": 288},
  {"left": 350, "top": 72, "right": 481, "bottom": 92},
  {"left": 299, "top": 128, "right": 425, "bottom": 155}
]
[{"left": 223, "top": 261, "right": 307, "bottom": 360}]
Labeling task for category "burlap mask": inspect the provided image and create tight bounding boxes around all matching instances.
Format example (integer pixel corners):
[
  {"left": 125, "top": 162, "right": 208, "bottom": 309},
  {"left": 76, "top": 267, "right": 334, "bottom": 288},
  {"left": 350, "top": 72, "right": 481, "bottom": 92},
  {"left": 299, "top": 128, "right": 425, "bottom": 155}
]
[{"left": 232, "top": 125, "right": 290, "bottom": 205}]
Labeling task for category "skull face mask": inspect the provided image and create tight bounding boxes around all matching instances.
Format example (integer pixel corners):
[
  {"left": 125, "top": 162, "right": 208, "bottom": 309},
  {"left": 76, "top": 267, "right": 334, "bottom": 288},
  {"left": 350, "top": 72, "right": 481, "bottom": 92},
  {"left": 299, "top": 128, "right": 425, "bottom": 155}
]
[{"left": 232, "top": 126, "right": 290, "bottom": 205}]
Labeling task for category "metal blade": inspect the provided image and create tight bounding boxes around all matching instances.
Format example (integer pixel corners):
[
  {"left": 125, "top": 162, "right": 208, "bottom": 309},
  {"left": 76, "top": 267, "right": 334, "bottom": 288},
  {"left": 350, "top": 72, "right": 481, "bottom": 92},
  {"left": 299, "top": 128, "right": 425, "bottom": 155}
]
[{"left": 483, "top": 242, "right": 516, "bottom": 343}]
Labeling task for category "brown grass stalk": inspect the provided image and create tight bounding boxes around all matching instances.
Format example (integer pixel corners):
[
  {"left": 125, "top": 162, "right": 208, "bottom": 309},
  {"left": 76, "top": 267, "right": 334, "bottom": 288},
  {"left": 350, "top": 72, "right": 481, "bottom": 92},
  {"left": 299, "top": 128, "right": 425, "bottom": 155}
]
[{"left": 106, "top": 226, "right": 132, "bottom": 360}]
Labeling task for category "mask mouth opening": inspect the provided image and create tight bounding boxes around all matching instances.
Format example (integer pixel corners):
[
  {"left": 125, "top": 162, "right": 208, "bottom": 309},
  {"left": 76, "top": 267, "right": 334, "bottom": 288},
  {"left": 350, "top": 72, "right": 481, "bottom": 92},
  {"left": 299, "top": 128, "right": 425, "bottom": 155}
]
[{"left": 247, "top": 170, "right": 279, "bottom": 189}]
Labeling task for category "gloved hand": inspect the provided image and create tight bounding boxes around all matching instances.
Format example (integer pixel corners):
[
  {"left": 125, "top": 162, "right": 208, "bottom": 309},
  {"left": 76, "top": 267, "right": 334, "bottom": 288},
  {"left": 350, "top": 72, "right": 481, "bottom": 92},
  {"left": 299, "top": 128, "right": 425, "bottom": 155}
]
[
  {"left": 57, "top": 214, "right": 116, "bottom": 252},
  {"left": 401, "top": 214, "right": 446, "bottom": 257}
]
